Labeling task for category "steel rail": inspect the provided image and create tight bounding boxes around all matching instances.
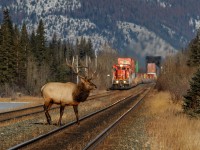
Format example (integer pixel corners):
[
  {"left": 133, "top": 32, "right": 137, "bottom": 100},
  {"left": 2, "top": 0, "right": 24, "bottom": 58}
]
[
  {"left": 8, "top": 89, "right": 145, "bottom": 150},
  {"left": 0, "top": 107, "right": 56, "bottom": 123},
  {"left": 0, "top": 104, "right": 42, "bottom": 115},
  {"left": 0, "top": 91, "right": 112, "bottom": 115},
  {"left": 0, "top": 91, "right": 116, "bottom": 123},
  {"left": 0, "top": 93, "right": 108, "bottom": 115},
  {"left": 83, "top": 88, "right": 150, "bottom": 150}
]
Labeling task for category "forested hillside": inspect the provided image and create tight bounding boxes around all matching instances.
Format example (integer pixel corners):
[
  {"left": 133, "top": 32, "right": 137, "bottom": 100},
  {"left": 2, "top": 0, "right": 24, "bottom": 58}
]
[
  {"left": 1, "top": 0, "right": 200, "bottom": 96},
  {"left": 0, "top": 9, "right": 97, "bottom": 96}
]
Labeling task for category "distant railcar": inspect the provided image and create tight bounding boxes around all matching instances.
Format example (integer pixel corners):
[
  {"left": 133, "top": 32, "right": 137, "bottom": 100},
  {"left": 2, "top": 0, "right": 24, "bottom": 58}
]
[{"left": 147, "top": 63, "right": 157, "bottom": 79}]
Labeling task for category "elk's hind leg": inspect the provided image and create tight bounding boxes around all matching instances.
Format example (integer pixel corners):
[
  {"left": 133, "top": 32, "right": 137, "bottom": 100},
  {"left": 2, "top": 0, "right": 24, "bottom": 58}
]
[{"left": 43, "top": 101, "right": 53, "bottom": 125}]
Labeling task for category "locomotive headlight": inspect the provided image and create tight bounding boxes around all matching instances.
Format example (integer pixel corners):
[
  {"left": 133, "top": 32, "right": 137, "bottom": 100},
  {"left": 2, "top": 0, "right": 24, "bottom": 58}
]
[
  {"left": 123, "top": 80, "right": 126, "bottom": 83},
  {"left": 116, "top": 80, "right": 119, "bottom": 84}
]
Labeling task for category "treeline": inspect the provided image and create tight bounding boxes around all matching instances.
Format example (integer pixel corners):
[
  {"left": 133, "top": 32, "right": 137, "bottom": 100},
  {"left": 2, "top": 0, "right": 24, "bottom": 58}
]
[
  {"left": 0, "top": 9, "right": 95, "bottom": 96},
  {"left": 156, "top": 29, "right": 200, "bottom": 116}
]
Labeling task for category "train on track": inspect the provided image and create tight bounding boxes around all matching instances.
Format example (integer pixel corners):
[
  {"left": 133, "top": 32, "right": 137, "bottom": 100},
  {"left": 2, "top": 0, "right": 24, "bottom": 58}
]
[
  {"left": 111, "top": 58, "right": 137, "bottom": 90},
  {"left": 111, "top": 57, "right": 160, "bottom": 90}
]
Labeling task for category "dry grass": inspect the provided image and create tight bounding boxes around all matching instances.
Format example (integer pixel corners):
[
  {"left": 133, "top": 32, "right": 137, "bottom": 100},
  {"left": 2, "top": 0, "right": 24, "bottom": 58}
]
[
  {"left": 145, "top": 91, "right": 200, "bottom": 150},
  {"left": 156, "top": 53, "right": 196, "bottom": 102}
]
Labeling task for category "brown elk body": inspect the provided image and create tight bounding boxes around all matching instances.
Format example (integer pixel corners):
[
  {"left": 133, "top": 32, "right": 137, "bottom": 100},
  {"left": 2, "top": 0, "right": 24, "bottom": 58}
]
[
  {"left": 41, "top": 78, "right": 97, "bottom": 126},
  {"left": 41, "top": 58, "right": 97, "bottom": 126}
]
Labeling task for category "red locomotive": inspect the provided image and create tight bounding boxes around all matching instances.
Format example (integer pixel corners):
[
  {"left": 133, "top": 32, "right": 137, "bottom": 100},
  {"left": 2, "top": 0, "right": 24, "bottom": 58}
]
[{"left": 111, "top": 58, "right": 136, "bottom": 89}]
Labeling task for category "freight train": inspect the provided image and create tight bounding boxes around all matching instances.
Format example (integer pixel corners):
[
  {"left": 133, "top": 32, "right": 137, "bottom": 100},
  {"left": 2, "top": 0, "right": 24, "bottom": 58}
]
[
  {"left": 111, "top": 58, "right": 138, "bottom": 90},
  {"left": 111, "top": 57, "right": 158, "bottom": 90}
]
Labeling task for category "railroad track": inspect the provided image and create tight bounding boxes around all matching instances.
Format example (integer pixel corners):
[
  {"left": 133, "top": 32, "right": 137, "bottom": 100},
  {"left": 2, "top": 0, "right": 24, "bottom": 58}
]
[
  {"left": 84, "top": 88, "right": 150, "bottom": 150},
  {"left": 8, "top": 84, "right": 153, "bottom": 150},
  {"left": 0, "top": 90, "right": 117, "bottom": 123}
]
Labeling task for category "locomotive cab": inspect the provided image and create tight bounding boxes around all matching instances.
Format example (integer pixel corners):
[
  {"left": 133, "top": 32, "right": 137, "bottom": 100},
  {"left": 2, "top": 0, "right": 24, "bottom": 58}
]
[
  {"left": 111, "top": 58, "right": 136, "bottom": 90},
  {"left": 112, "top": 64, "right": 133, "bottom": 89}
]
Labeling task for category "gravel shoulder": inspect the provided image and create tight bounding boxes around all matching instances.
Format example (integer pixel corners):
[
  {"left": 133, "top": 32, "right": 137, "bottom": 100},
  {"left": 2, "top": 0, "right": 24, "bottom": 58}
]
[
  {"left": 95, "top": 88, "right": 199, "bottom": 150},
  {"left": 0, "top": 85, "right": 147, "bottom": 150},
  {"left": 95, "top": 89, "right": 152, "bottom": 150}
]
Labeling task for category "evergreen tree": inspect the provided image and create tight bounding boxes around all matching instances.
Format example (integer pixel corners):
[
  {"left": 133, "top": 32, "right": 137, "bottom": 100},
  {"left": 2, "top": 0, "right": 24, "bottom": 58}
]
[
  {"left": 49, "top": 33, "right": 59, "bottom": 81},
  {"left": 27, "top": 29, "right": 38, "bottom": 94},
  {"left": 0, "top": 26, "right": 2, "bottom": 43},
  {"left": 13, "top": 24, "right": 20, "bottom": 84},
  {"left": 30, "top": 29, "right": 36, "bottom": 57},
  {"left": 57, "top": 38, "right": 63, "bottom": 65},
  {"left": 65, "top": 40, "right": 74, "bottom": 60},
  {"left": 75, "top": 38, "right": 79, "bottom": 56},
  {"left": 18, "top": 22, "right": 29, "bottom": 86},
  {"left": 187, "top": 29, "right": 200, "bottom": 67},
  {"left": 78, "top": 37, "right": 86, "bottom": 59},
  {"left": 86, "top": 38, "right": 95, "bottom": 58},
  {"left": 0, "top": 8, "right": 17, "bottom": 84},
  {"left": 36, "top": 19, "right": 47, "bottom": 65},
  {"left": 0, "top": 25, "right": 5, "bottom": 83},
  {"left": 184, "top": 69, "right": 200, "bottom": 115},
  {"left": 75, "top": 37, "right": 95, "bottom": 60}
]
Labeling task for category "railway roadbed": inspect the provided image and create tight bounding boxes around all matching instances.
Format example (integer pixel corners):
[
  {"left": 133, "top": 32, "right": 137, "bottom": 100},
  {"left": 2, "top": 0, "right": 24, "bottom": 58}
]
[
  {"left": 0, "top": 84, "right": 154, "bottom": 150},
  {"left": 95, "top": 92, "right": 151, "bottom": 150}
]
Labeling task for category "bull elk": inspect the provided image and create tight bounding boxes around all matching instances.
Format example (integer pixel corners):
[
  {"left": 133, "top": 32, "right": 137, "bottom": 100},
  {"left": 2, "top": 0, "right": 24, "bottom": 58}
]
[{"left": 41, "top": 58, "right": 97, "bottom": 126}]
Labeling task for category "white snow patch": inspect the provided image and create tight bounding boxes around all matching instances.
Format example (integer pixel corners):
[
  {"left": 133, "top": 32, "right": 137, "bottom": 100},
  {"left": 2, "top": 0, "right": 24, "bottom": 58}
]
[
  {"left": 161, "top": 24, "right": 175, "bottom": 37},
  {"left": 117, "top": 21, "right": 177, "bottom": 57},
  {"left": 146, "top": 0, "right": 172, "bottom": 8},
  {"left": 189, "top": 17, "right": 200, "bottom": 31}
]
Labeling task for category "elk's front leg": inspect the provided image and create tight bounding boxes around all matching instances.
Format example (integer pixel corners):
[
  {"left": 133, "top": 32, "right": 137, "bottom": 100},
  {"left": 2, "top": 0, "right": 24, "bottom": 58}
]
[
  {"left": 73, "top": 105, "right": 80, "bottom": 125},
  {"left": 44, "top": 102, "right": 52, "bottom": 125}
]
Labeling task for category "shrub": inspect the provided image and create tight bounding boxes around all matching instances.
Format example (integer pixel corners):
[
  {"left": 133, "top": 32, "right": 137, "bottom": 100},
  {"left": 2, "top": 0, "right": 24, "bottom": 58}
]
[
  {"left": 183, "top": 69, "right": 200, "bottom": 115},
  {"left": 156, "top": 52, "right": 195, "bottom": 103}
]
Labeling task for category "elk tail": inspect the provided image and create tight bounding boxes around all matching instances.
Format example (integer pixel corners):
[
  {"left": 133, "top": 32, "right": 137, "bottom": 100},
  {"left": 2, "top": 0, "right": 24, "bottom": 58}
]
[{"left": 41, "top": 84, "right": 46, "bottom": 97}]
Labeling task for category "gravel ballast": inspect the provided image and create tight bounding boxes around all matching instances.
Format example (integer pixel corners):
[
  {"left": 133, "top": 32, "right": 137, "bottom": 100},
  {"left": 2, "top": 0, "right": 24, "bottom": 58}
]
[{"left": 0, "top": 84, "right": 149, "bottom": 150}]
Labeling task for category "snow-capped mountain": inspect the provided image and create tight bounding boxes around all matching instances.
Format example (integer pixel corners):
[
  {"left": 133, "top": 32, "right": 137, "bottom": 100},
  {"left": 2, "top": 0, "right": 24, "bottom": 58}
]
[{"left": 0, "top": 0, "right": 200, "bottom": 57}]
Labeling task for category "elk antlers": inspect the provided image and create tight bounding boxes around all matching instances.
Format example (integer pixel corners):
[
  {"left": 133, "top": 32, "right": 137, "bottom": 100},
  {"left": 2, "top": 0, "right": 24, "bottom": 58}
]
[{"left": 66, "top": 56, "right": 97, "bottom": 80}]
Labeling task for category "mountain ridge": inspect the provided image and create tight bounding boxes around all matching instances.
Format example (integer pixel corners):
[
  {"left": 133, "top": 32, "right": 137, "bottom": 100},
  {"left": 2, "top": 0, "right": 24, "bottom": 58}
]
[{"left": 0, "top": 0, "right": 199, "bottom": 57}]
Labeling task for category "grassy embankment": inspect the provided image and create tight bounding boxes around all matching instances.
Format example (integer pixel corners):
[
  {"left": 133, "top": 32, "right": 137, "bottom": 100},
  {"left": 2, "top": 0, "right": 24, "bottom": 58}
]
[{"left": 145, "top": 90, "right": 200, "bottom": 150}]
